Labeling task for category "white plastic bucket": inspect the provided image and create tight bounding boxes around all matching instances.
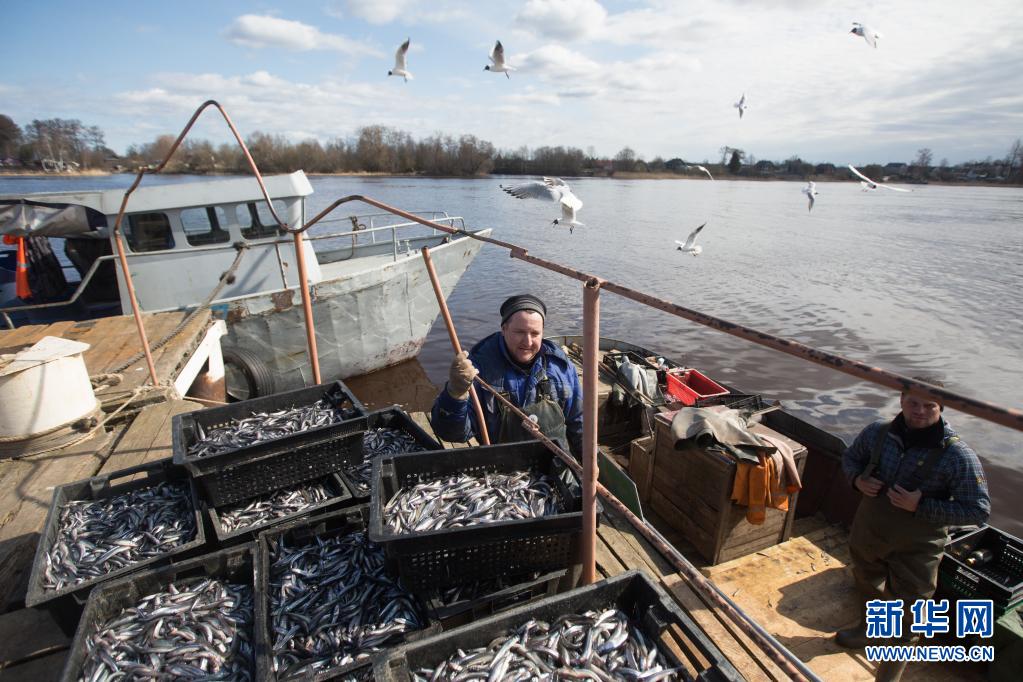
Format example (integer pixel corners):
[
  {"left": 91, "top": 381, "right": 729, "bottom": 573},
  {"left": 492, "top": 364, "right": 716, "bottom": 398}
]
[{"left": 0, "top": 336, "right": 99, "bottom": 439}]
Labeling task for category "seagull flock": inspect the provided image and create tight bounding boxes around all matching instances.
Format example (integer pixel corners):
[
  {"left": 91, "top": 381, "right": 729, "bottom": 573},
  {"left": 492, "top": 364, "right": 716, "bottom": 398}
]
[{"left": 382, "top": 22, "right": 906, "bottom": 256}]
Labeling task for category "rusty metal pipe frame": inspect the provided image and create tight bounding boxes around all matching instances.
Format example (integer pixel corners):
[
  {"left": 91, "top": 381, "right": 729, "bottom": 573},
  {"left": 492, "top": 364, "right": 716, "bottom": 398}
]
[
  {"left": 471, "top": 374, "right": 818, "bottom": 682},
  {"left": 581, "top": 278, "right": 602, "bottom": 585},
  {"left": 420, "top": 246, "right": 490, "bottom": 445},
  {"left": 292, "top": 231, "right": 321, "bottom": 384}
]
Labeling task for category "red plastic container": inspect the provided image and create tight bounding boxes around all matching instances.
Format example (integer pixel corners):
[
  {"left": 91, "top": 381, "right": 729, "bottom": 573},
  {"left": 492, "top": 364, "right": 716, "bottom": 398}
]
[{"left": 665, "top": 369, "right": 728, "bottom": 405}]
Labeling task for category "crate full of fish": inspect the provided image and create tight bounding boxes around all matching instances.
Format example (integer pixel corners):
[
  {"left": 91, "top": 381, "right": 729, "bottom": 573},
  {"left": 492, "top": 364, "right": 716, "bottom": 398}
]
[
  {"left": 338, "top": 407, "right": 443, "bottom": 500},
  {"left": 206, "top": 473, "right": 354, "bottom": 545},
  {"left": 60, "top": 543, "right": 260, "bottom": 682},
  {"left": 368, "top": 440, "right": 588, "bottom": 592},
  {"left": 256, "top": 505, "right": 439, "bottom": 681},
  {"left": 172, "top": 380, "right": 369, "bottom": 507},
  {"left": 25, "top": 457, "right": 205, "bottom": 615},
  {"left": 374, "top": 569, "right": 743, "bottom": 681},
  {"left": 423, "top": 569, "right": 567, "bottom": 630}
]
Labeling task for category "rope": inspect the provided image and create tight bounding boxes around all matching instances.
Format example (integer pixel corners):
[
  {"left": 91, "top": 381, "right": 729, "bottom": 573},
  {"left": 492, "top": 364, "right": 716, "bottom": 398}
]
[{"left": 109, "top": 244, "right": 248, "bottom": 375}]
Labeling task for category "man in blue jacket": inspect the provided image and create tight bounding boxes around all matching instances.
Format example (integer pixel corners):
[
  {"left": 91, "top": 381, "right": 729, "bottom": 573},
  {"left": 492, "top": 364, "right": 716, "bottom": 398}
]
[{"left": 431, "top": 294, "right": 584, "bottom": 456}]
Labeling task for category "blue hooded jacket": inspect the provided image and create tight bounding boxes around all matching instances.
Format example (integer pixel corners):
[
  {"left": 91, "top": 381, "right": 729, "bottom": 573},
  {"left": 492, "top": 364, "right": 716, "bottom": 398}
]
[{"left": 431, "top": 332, "right": 584, "bottom": 456}]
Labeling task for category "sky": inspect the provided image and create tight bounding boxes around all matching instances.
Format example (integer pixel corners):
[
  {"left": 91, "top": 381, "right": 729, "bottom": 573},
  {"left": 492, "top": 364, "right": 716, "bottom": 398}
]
[{"left": 2, "top": 0, "right": 1021, "bottom": 165}]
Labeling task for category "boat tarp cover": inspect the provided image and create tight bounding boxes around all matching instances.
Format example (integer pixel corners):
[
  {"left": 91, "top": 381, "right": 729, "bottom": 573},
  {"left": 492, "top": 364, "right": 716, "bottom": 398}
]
[{"left": 0, "top": 199, "right": 107, "bottom": 238}]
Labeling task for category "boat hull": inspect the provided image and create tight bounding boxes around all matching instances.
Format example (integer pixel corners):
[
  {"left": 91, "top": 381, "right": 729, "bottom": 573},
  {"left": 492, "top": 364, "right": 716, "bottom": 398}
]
[{"left": 219, "top": 232, "right": 487, "bottom": 392}]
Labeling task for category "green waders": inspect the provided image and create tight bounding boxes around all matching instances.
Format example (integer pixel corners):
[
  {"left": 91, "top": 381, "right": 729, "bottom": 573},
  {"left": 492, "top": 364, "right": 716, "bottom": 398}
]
[
  {"left": 496, "top": 372, "right": 569, "bottom": 448},
  {"left": 848, "top": 422, "right": 958, "bottom": 679}
]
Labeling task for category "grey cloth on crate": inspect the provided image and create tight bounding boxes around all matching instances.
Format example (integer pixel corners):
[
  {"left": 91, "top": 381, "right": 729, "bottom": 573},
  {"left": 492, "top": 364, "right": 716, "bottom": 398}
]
[
  {"left": 670, "top": 407, "right": 775, "bottom": 464},
  {"left": 618, "top": 357, "right": 659, "bottom": 400}
]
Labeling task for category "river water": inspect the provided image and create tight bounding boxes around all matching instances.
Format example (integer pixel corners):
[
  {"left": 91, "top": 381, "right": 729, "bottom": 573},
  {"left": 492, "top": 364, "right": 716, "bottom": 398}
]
[{"left": 3, "top": 174, "right": 1021, "bottom": 533}]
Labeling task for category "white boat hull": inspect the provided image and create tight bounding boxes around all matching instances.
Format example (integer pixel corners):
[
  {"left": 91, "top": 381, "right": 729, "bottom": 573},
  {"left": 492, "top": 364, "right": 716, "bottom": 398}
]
[{"left": 220, "top": 232, "right": 487, "bottom": 391}]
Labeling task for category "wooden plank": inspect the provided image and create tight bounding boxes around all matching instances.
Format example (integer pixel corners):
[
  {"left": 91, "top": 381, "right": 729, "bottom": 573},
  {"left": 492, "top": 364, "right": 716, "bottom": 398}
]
[
  {"left": 0, "top": 607, "right": 70, "bottom": 666},
  {"left": 0, "top": 649, "right": 69, "bottom": 682},
  {"left": 99, "top": 400, "right": 202, "bottom": 475},
  {"left": 0, "top": 426, "right": 118, "bottom": 612}
]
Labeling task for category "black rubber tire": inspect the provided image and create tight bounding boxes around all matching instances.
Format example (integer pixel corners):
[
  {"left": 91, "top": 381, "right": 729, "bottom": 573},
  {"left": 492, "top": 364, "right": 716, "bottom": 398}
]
[{"left": 222, "top": 347, "right": 276, "bottom": 401}]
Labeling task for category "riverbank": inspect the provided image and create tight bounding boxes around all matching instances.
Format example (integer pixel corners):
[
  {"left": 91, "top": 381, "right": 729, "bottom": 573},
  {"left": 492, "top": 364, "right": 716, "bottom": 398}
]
[{"left": 0, "top": 169, "right": 110, "bottom": 177}]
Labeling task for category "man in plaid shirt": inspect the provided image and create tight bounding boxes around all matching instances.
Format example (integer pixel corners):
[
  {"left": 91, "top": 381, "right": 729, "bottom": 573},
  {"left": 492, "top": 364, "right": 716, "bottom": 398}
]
[{"left": 835, "top": 377, "right": 990, "bottom": 679}]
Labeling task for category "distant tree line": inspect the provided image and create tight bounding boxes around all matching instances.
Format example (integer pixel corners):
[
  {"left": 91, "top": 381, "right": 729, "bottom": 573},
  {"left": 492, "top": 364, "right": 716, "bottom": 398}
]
[{"left": 2, "top": 113, "right": 1021, "bottom": 184}]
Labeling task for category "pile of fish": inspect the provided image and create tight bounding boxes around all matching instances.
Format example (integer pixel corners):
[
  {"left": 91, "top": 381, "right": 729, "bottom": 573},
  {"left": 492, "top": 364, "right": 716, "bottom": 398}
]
[
  {"left": 269, "top": 530, "right": 426, "bottom": 677},
  {"left": 44, "top": 482, "right": 197, "bottom": 591},
  {"left": 344, "top": 427, "right": 428, "bottom": 493},
  {"left": 217, "top": 478, "right": 336, "bottom": 533},
  {"left": 384, "top": 470, "right": 560, "bottom": 534},
  {"left": 413, "top": 609, "right": 679, "bottom": 681},
  {"left": 186, "top": 399, "right": 350, "bottom": 459},
  {"left": 78, "top": 577, "right": 254, "bottom": 681}
]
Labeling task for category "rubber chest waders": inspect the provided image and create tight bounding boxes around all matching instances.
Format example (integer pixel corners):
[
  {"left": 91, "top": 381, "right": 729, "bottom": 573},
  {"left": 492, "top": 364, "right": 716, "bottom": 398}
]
[
  {"left": 849, "top": 421, "right": 961, "bottom": 617},
  {"left": 496, "top": 366, "right": 569, "bottom": 447}
]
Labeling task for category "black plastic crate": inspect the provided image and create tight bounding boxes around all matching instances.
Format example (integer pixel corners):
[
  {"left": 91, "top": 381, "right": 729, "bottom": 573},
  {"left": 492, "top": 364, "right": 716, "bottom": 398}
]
[
  {"left": 25, "top": 458, "right": 206, "bottom": 618},
  {"left": 939, "top": 526, "right": 1023, "bottom": 616},
  {"left": 695, "top": 392, "right": 766, "bottom": 412},
  {"left": 60, "top": 543, "right": 260, "bottom": 682},
  {"left": 339, "top": 407, "right": 444, "bottom": 500},
  {"left": 423, "top": 569, "right": 567, "bottom": 630},
  {"left": 256, "top": 506, "right": 439, "bottom": 681},
  {"left": 206, "top": 473, "right": 354, "bottom": 545},
  {"left": 375, "top": 569, "right": 742, "bottom": 681},
  {"left": 173, "top": 381, "right": 369, "bottom": 507},
  {"left": 369, "top": 440, "right": 589, "bottom": 591}
]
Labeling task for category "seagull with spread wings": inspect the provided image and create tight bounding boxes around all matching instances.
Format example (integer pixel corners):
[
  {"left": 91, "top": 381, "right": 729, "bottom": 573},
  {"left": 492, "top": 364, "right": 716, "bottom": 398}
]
[
  {"left": 676, "top": 223, "right": 707, "bottom": 256},
  {"left": 485, "top": 40, "right": 514, "bottom": 78},
  {"left": 848, "top": 164, "right": 912, "bottom": 192},
  {"left": 685, "top": 164, "right": 714, "bottom": 180},
  {"left": 734, "top": 93, "right": 749, "bottom": 119},
  {"left": 802, "top": 182, "right": 819, "bottom": 212},
  {"left": 500, "top": 177, "right": 584, "bottom": 232},
  {"left": 388, "top": 38, "right": 412, "bottom": 82}
]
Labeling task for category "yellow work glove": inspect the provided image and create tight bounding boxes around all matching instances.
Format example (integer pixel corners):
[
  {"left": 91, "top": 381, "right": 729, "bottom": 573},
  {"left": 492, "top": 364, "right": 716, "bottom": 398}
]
[{"left": 447, "top": 350, "right": 478, "bottom": 400}]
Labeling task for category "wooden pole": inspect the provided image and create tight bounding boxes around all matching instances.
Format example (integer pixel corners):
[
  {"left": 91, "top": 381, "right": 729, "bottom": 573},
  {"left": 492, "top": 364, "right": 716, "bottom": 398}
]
[{"left": 421, "top": 247, "right": 490, "bottom": 445}]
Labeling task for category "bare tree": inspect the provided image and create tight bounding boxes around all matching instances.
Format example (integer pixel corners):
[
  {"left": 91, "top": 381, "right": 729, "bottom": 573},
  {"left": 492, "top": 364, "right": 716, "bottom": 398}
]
[{"left": 913, "top": 148, "right": 933, "bottom": 179}]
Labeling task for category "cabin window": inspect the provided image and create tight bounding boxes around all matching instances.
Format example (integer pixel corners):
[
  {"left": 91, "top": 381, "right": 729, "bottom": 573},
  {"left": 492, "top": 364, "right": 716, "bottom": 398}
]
[
  {"left": 241, "top": 200, "right": 288, "bottom": 240},
  {"left": 181, "top": 207, "right": 231, "bottom": 246},
  {"left": 124, "top": 213, "right": 174, "bottom": 252}
]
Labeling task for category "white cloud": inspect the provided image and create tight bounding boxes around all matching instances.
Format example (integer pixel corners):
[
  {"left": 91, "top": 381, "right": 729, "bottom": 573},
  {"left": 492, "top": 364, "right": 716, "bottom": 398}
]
[
  {"left": 343, "top": 0, "right": 467, "bottom": 25},
  {"left": 223, "top": 14, "right": 381, "bottom": 56},
  {"left": 516, "top": 0, "right": 607, "bottom": 41},
  {"left": 344, "top": 0, "right": 413, "bottom": 24}
]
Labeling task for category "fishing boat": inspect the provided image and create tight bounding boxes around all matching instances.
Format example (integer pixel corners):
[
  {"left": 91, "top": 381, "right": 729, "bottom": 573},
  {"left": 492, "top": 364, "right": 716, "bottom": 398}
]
[{"left": 0, "top": 172, "right": 489, "bottom": 397}]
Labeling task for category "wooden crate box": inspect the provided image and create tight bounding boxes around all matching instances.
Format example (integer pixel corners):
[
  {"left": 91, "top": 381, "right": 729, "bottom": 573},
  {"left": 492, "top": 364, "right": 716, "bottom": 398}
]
[{"left": 648, "top": 411, "right": 807, "bottom": 565}]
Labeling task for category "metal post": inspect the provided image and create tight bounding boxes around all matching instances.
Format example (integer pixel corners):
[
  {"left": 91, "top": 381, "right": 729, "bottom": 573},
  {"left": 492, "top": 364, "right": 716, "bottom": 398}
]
[
  {"left": 421, "top": 247, "right": 490, "bottom": 444},
  {"left": 292, "top": 231, "right": 321, "bottom": 385},
  {"left": 112, "top": 231, "right": 159, "bottom": 386},
  {"left": 581, "top": 278, "right": 602, "bottom": 585}
]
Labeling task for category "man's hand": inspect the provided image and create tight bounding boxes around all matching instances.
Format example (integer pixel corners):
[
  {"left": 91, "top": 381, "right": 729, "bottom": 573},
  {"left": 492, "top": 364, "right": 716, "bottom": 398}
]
[
  {"left": 887, "top": 484, "right": 922, "bottom": 512},
  {"left": 855, "top": 475, "right": 884, "bottom": 497},
  {"left": 447, "top": 350, "right": 478, "bottom": 400}
]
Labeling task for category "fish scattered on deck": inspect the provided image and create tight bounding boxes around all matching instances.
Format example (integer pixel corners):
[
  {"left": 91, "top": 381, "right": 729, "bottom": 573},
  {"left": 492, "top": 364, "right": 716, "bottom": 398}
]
[
  {"left": 217, "top": 478, "right": 336, "bottom": 533},
  {"left": 344, "top": 427, "right": 428, "bottom": 493},
  {"left": 187, "top": 399, "right": 357, "bottom": 459},
  {"left": 269, "top": 529, "right": 426, "bottom": 677},
  {"left": 384, "top": 470, "right": 560, "bottom": 534},
  {"left": 412, "top": 609, "right": 679, "bottom": 681},
  {"left": 44, "top": 482, "right": 197, "bottom": 591},
  {"left": 78, "top": 577, "right": 254, "bottom": 681}
]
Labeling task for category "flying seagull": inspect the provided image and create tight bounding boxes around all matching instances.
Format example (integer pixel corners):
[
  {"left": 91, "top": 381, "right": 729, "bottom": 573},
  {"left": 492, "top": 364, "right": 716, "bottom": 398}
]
[
  {"left": 850, "top": 22, "right": 881, "bottom": 48},
  {"left": 685, "top": 164, "right": 714, "bottom": 180},
  {"left": 860, "top": 181, "right": 876, "bottom": 192},
  {"left": 802, "top": 182, "right": 818, "bottom": 212},
  {"left": 485, "top": 40, "right": 514, "bottom": 79},
  {"left": 734, "top": 93, "right": 749, "bottom": 119},
  {"left": 675, "top": 223, "right": 707, "bottom": 256},
  {"left": 388, "top": 38, "right": 412, "bottom": 82},
  {"left": 848, "top": 164, "right": 912, "bottom": 192},
  {"left": 500, "top": 177, "right": 584, "bottom": 232}
]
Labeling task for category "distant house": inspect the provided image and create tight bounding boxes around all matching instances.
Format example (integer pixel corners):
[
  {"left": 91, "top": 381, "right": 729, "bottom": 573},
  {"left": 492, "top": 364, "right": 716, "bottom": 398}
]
[
  {"left": 883, "top": 162, "right": 908, "bottom": 175},
  {"left": 754, "top": 160, "right": 776, "bottom": 175},
  {"left": 814, "top": 163, "right": 836, "bottom": 174}
]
